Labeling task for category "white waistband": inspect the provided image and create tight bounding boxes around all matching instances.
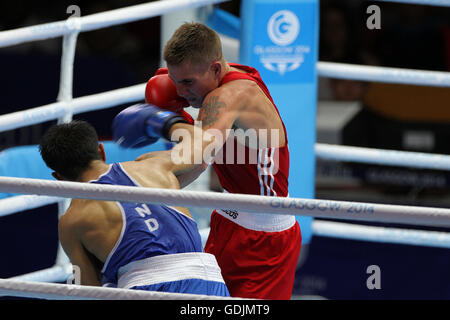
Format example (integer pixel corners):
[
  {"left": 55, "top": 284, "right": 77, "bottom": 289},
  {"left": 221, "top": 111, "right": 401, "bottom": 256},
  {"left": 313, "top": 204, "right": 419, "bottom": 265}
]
[
  {"left": 216, "top": 209, "right": 296, "bottom": 232},
  {"left": 218, "top": 190, "right": 296, "bottom": 232},
  {"left": 117, "top": 252, "right": 225, "bottom": 289}
]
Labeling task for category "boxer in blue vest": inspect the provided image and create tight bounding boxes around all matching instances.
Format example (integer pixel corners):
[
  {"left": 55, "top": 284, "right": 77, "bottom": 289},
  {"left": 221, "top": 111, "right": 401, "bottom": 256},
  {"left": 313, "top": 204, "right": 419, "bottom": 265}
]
[{"left": 39, "top": 118, "right": 228, "bottom": 296}]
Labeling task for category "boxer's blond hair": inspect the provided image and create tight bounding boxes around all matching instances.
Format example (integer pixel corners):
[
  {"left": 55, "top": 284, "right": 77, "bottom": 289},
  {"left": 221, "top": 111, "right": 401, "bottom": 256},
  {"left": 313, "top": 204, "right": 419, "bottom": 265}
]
[{"left": 163, "top": 22, "right": 225, "bottom": 69}]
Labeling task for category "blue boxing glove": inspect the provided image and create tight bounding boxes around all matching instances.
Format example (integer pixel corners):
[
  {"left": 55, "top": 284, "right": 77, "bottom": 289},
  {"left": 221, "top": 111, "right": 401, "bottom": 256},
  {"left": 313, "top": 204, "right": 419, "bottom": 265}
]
[{"left": 112, "top": 103, "right": 188, "bottom": 148}]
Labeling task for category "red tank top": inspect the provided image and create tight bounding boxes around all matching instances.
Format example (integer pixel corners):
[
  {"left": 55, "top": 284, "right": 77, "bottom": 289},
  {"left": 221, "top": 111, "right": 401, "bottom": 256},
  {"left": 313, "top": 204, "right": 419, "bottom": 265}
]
[{"left": 211, "top": 63, "right": 289, "bottom": 197}]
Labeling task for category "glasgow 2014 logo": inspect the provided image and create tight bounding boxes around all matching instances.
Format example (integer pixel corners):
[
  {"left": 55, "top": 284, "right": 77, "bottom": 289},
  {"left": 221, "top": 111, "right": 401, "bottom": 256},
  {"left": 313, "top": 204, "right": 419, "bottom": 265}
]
[
  {"left": 254, "top": 9, "right": 310, "bottom": 76},
  {"left": 267, "top": 10, "right": 300, "bottom": 46}
]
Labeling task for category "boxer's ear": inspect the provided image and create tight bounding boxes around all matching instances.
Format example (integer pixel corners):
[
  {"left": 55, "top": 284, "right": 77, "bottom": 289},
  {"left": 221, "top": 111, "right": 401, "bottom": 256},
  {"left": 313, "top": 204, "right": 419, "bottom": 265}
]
[
  {"left": 98, "top": 143, "right": 106, "bottom": 162},
  {"left": 210, "top": 61, "right": 222, "bottom": 80}
]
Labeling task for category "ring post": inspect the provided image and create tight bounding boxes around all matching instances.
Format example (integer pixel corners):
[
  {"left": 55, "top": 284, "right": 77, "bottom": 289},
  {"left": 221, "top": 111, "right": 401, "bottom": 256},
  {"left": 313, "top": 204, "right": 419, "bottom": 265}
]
[{"left": 240, "top": 0, "right": 319, "bottom": 245}]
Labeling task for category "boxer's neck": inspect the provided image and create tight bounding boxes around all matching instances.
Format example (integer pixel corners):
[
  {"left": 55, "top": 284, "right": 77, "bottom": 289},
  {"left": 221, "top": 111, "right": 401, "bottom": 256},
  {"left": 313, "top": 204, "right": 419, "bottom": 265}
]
[{"left": 79, "top": 161, "right": 111, "bottom": 183}]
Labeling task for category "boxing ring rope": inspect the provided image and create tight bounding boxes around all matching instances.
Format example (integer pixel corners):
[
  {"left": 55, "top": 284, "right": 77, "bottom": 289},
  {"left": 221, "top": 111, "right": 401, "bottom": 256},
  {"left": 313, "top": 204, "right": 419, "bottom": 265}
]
[
  {"left": 317, "top": 62, "right": 450, "bottom": 87},
  {"left": 2, "top": 65, "right": 450, "bottom": 132},
  {"left": 311, "top": 220, "right": 450, "bottom": 249},
  {"left": 0, "top": 278, "right": 239, "bottom": 300},
  {"left": 315, "top": 144, "right": 450, "bottom": 171},
  {"left": 1, "top": 176, "right": 450, "bottom": 228},
  {"left": 0, "top": 0, "right": 449, "bottom": 299},
  {"left": 0, "top": 84, "right": 146, "bottom": 133},
  {"left": 0, "top": 195, "right": 62, "bottom": 218},
  {"left": 0, "top": 0, "right": 226, "bottom": 48}
]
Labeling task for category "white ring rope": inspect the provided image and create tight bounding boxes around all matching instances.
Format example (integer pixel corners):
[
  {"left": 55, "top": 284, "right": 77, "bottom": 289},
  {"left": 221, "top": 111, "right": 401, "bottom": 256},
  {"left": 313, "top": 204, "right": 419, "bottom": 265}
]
[
  {"left": 312, "top": 220, "right": 450, "bottom": 249},
  {"left": 1, "top": 94, "right": 449, "bottom": 172},
  {"left": 0, "top": 83, "right": 146, "bottom": 133},
  {"left": 315, "top": 143, "right": 450, "bottom": 171},
  {"left": 3, "top": 62, "right": 449, "bottom": 133},
  {"left": 0, "top": 195, "right": 62, "bottom": 218},
  {"left": 317, "top": 62, "right": 450, "bottom": 87},
  {"left": 0, "top": 0, "right": 227, "bottom": 48},
  {"left": 3, "top": 193, "right": 448, "bottom": 252},
  {"left": 0, "top": 176, "right": 450, "bottom": 228},
  {"left": 0, "top": 279, "right": 241, "bottom": 300},
  {"left": 1, "top": 143, "right": 448, "bottom": 220}
]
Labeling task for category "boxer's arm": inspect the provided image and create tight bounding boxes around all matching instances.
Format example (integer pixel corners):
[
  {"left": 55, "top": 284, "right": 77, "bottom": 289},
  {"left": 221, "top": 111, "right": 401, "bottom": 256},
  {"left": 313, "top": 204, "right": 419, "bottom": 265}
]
[
  {"left": 174, "top": 163, "right": 209, "bottom": 189},
  {"left": 135, "top": 123, "right": 213, "bottom": 188},
  {"left": 59, "top": 212, "right": 101, "bottom": 286},
  {"left": 198, "top": 94, "right": 239, "bottom": 132},
  {"left": 135, "top": 150, "right": 208, "bottom": 189},
  {"left": 155, "top": 86, "right": 243, "bottom": 186},
  {"left": 168, "top": 122, "right": 217, "bottom": 168},
  {"left": 135, "top": 122, "right": 215, "bottom": 170},
  {"left": 195, "top": 85, "right": 244, "bottom": 152}
]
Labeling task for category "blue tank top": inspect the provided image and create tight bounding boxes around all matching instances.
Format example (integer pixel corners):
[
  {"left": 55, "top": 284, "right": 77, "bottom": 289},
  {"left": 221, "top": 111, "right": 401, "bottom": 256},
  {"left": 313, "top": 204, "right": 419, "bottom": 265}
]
[{"left": 90, "top": 163, "right": 203, "bottom": 286}]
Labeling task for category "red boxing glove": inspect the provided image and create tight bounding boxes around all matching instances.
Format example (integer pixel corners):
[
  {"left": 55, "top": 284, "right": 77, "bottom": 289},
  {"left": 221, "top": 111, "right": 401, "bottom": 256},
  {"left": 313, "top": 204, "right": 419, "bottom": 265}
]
[
  {"left": 154, "top": 67, "right": 169, "bottom": 76},
  {"left": 145, "top": 68, "right": 189, "bottom": 113}
]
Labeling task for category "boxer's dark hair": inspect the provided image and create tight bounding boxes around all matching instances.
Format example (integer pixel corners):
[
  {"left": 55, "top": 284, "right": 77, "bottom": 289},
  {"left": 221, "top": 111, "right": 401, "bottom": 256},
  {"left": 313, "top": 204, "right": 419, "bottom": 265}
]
[
  {"left": 163, "top": 22, "right": 225, "bottom": 68},
  {"left": 39, "top": 120, "right": 102, "bottom": 181}
]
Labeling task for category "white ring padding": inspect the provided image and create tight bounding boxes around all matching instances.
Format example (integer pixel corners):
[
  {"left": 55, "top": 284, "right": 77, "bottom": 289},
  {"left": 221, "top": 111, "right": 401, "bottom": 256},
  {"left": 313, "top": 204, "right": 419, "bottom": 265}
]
[
  {"left": 0, "top": 83, "right": 145, "bottom": 133},
  {"left": 0, "top": 195, "right": 62, "bottom": 218},
  {"left": 56, "top": 31, "right": 79, "bottom": 124},
  {"left": 315, "top": 143, "right": 450, "bottom": 171},
  {"left": 0, "top": 279, "right": 241, "bottom": 300},
  {"left": 317, "top": 62, "right": 450, "bottom": 87},
  {"left": 0, "top": 176, "right": 450, "bottom": 228},
  {"left": 0, "top": 0, "right": 227, "bottom": 48},
  {"left": 312, "top": 220, "right": 450, "bottom": 249},
  {"left": 375, "top": 0, "right": 450, "bottom": 6}
]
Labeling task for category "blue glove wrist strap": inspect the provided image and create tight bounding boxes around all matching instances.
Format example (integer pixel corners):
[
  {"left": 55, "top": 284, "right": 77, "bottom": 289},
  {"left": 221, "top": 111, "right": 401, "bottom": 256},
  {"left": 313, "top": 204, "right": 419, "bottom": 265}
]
[{"left": 145, "top": 110, "right": 187, "bottom": 141}]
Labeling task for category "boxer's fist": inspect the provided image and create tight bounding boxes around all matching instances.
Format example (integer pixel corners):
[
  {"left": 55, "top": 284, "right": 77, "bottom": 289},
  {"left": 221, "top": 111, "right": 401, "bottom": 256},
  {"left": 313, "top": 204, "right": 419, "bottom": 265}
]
[
  {"left": 112, "top": 104, "right": 159, "bottom": 148},
  {"left": 145, "top": 71, "right": 189, "bottom": 113},
  {"left": 112, "top": 103, "right": 188, "bottom": 148}
]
